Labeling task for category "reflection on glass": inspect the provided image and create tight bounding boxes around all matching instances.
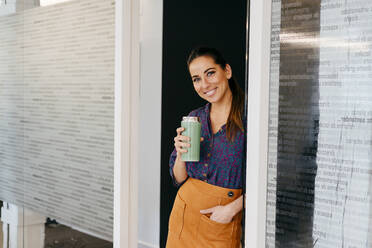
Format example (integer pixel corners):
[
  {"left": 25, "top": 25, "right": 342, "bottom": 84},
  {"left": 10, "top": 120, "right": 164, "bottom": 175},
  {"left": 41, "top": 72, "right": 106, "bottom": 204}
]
[{"left": 267, "top": 0, "right": 372, "bottom": 247}]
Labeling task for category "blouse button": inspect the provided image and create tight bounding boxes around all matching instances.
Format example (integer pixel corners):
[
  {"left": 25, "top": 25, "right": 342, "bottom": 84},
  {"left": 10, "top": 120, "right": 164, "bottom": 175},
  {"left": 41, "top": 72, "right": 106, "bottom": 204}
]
[
  {"left": 202, "top": 173, "right": 207, "bottom": 177},
  {"left": 228, "top": 191, "right": 234, "bottom": 197},
  {"left": 204, "top": 163, "right": 208, "bottom": 167},
  {"left": 207, "top": 153, "right": 211, "bottom": 157}
]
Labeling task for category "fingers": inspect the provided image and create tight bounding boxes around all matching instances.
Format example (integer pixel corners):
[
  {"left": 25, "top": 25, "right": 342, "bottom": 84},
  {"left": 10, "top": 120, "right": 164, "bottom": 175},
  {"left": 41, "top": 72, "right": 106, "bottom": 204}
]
[
  {"left": 174, "top": 141, "right": 190, "bottom": 150},
  {"left": 174, "top": 135, "right": 190, "bottom": 143},
  {"left": 200, "top": 207, "right": 215, "bottom": 214},
  {"left": 176, "top": 147, "right": 188, "bottom": 153},
  {"left": 174, "top": 128, "right": 204, "bottom": 155},
  {"left": 175, "top": 127, "right": 190, "bottom": 155},
  {"left": 175, "top": 146, "right": 188, "bottom": 155},
  {"left": 176, "top": 127, "right": 185, "bottom": 136},
  {"left": 173, "top": 135, "right": 190, "bottom": 154}
]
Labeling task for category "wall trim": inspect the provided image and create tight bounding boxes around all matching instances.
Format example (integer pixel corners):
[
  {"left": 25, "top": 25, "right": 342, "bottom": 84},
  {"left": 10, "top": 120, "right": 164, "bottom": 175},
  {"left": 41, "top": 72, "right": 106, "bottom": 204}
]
[{"left": 114, "top": 0, "right": 140, "bottom": 247}]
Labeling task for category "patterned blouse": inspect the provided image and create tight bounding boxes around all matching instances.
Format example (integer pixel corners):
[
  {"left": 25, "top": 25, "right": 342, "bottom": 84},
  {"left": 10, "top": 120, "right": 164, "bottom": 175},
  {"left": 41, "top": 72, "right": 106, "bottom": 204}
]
[{"left": 169, "top": 103, "right": 245, "bottom": 189}]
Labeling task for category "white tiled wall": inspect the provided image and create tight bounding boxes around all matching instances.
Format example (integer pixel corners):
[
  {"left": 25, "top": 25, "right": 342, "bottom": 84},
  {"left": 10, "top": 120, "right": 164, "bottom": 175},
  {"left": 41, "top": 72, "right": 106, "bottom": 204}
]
[{"left": 0, "top": 0, "right": 115, "bottom": 241}]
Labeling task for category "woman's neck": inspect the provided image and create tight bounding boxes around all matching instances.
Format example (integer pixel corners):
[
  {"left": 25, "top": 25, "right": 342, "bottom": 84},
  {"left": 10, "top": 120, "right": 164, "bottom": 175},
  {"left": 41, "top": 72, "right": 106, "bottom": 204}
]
[{"left": 210, "top": 89, "right": 232, "bottom": 117}]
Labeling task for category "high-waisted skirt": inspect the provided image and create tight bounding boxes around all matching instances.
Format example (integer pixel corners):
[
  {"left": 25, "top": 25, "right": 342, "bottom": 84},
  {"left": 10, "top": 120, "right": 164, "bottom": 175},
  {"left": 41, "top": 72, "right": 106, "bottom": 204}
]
[{"left": 166, "top": 178, "right": 242, "bottom": 248}]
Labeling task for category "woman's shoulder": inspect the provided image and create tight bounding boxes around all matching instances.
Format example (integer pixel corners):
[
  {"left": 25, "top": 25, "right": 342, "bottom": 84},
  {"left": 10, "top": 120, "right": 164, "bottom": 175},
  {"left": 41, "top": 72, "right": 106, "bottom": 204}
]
[{"left": 187, "top": 103, "right": 210, "bottom": 117}]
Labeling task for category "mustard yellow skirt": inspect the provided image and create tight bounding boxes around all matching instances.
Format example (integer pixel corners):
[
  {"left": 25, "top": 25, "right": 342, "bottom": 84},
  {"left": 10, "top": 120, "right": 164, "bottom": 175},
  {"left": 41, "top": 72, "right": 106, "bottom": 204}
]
[{"left": 166, "top": 178, "right": 242, "bottom": 248}]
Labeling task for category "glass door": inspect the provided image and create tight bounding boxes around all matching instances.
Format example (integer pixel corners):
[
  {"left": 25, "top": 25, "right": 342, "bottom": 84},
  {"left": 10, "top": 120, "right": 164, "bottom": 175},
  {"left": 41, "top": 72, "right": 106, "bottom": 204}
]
[{"left": 247, "top": 0, "right": 372, "bottom": 247}]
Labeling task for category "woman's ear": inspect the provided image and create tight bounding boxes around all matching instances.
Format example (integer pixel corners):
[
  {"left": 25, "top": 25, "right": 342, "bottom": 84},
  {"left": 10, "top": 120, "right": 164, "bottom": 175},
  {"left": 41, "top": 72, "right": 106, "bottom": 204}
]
[{"left": 225, "top": 64, "right": 232, "bottom": 79}]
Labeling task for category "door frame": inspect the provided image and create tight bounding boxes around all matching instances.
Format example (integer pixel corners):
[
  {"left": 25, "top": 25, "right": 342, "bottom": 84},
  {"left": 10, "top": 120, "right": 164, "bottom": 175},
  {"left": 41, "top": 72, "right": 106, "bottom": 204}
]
[
  {"left": 114, "top": 0, "right": 140, "bottom": 247},
  {"left": 245, "top": 0, "right": 272, "bottom": 247},
  {"left": 114, "top": 0, "right": 273, "bottom": 246}
]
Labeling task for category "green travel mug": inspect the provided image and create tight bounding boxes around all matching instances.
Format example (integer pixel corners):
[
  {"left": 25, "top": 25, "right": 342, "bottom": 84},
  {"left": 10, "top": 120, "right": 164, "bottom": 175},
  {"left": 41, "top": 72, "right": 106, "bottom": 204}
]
[{"left": 181, "top": 116, "right": 201, "bottom": 162}]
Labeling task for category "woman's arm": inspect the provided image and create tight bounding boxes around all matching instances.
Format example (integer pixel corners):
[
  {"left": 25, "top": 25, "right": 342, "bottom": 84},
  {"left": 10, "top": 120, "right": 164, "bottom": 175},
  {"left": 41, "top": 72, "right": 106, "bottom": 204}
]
[
  {"left": 172, "top": 155, "right": 188, "bottom": 184},
  {"left": 200, "top": 195, "right": 243, "bottom": 224},
  {"left": 226, "top": 195, "right": 243, "bottom": 216}
]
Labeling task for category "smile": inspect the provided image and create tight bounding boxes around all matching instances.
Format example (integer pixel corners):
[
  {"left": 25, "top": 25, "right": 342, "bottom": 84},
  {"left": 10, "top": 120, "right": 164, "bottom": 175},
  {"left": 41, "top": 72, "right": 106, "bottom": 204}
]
[{"left": 204, "top": 88, "right": 217, "bottom": 97}]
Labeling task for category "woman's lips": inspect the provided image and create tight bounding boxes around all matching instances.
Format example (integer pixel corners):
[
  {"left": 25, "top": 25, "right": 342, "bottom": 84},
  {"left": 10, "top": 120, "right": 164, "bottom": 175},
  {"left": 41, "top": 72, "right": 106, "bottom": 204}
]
[{"left": 205, "top": 88, "right": 217, "bottom": 97}]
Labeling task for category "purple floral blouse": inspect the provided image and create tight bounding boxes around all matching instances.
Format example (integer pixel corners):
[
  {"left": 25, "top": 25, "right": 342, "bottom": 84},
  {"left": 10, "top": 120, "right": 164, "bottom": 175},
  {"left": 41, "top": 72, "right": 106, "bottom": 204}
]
[{"left": 169, "top": 103, "right": 245, "bottom": 189}]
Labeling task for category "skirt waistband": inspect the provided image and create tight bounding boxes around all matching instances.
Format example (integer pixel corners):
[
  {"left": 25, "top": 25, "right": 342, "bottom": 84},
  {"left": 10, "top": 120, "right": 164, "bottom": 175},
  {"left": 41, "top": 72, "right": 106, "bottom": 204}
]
[
  {"left": 177, "top": 178, "right": 242, "bottom": 210},
  {"left": 187, "top": 178, "right": 242, "bottom": 199}
]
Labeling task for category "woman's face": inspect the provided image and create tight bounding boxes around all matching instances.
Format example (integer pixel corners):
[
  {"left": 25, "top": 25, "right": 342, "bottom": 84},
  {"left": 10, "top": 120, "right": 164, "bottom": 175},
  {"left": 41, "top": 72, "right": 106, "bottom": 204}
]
[{"left": 189, "top": 56, "right": 232, "bottom": 104}]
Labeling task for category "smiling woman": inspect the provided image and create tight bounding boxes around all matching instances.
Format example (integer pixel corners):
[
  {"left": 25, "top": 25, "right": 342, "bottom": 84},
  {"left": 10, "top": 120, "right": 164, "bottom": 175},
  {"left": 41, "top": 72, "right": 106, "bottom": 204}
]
[
  {"left": 166, "top": 47, "right": 245, "bottom": 248},
  {"left": 188, "top": 48, "right": 244, "bottom": 141},
  {"left": 160, "top": 1, "right": 248, "bottom": 247},
  {"left": 189, "top": 56, "right": 232, "bottom": 110}
]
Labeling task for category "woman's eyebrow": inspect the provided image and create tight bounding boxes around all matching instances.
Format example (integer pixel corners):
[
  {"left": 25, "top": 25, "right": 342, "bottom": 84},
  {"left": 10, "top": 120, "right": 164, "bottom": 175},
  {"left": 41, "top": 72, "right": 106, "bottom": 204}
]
[
  {"left": 192, "top": 67, "right": 215, "bottom": 78},
  {"left": 204, "top": 67, "right": 215, "bottom": 73}
]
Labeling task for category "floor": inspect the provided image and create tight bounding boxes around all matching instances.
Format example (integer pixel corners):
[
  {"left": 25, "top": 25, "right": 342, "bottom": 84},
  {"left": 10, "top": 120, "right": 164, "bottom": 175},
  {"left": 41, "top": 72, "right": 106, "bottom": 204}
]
[
  {"left": 44, "top": 224, "right": 113, "bottom": 248},
  {"left": 0, "top": 221, "right": 112, "bottom": 248}
]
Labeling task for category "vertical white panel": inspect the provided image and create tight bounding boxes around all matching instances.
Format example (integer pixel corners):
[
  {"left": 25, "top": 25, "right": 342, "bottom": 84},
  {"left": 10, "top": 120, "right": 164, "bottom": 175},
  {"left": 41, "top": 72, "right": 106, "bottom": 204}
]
[
  {"left": 245, "top": 0, "right": 272, "bottom": 247},
  {"left": 114, "top": 0, "right": 140, "bottom": 247},
  {"left": 138, "top": 0, "right": 162, "bottom": 247}
]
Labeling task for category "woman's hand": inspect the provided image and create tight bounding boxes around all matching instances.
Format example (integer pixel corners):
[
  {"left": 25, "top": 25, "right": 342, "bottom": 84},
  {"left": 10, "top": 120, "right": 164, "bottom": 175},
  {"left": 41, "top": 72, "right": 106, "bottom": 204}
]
[
  {"left": 200, "top": 205, "right": 235, "bottom": 224},
  {"left": 174, "top": 127, "right": 204, "bottom": 157},
  {"left": 200, "top": 195, "right": 243, "bottom": 224},
  {"left": 174, "top": 127, "right": 190, "bottom": 156}
]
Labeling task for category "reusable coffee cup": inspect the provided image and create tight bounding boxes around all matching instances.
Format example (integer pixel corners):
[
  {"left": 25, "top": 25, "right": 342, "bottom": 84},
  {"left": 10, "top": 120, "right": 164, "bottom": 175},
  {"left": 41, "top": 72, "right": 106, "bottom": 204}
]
[{"left": 181, "top": 116, "right": 201, "bottom": 162}]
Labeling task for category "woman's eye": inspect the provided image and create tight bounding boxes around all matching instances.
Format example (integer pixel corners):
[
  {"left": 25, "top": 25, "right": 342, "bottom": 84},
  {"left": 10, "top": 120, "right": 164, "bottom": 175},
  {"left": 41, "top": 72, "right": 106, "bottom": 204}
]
[
  {"left": 193, "top": 78, "right": 200, "bottom": 83},
  {"left": 207, "top": 71, "right": 215, "bottom": 77}
]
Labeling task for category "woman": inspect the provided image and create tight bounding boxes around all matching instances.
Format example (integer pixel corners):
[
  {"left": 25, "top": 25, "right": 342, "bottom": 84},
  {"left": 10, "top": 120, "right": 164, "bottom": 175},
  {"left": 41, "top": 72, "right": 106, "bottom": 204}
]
[{"left": 166, "top": 47, "right": 245, "bottom": 248}]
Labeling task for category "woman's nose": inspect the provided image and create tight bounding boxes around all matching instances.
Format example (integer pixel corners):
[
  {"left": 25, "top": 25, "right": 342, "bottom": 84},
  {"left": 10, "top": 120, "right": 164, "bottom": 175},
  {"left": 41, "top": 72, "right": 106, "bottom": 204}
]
[{"left": 200, "top": 77, "right": 210, "bottom": 89}]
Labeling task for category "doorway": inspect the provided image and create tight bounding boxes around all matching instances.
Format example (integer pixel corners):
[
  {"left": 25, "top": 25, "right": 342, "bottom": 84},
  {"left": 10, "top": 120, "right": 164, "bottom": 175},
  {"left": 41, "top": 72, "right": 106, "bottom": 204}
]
[{"left": 160, "top": 0, "right": 248, "bottom": 246}]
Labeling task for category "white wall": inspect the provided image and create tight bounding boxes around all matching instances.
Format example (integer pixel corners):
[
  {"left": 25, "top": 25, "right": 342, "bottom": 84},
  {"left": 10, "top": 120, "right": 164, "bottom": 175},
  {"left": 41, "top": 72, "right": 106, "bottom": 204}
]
[{"left": 138, "top": 0, "right": 163, "bottom": 247}]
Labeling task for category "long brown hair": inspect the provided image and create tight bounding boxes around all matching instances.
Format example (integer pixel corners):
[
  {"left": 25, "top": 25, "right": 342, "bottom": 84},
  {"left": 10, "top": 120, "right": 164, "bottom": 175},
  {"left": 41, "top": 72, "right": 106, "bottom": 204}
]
[{"left": 187, "top": 47, "right": 244, "bottom": 142}]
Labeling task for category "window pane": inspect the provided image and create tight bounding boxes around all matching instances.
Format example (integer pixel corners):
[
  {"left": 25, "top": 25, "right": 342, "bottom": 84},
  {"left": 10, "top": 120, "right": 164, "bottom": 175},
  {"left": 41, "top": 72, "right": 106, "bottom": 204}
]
[{"left": 266, "top": 0, "right": 372, "bottom": 247}]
